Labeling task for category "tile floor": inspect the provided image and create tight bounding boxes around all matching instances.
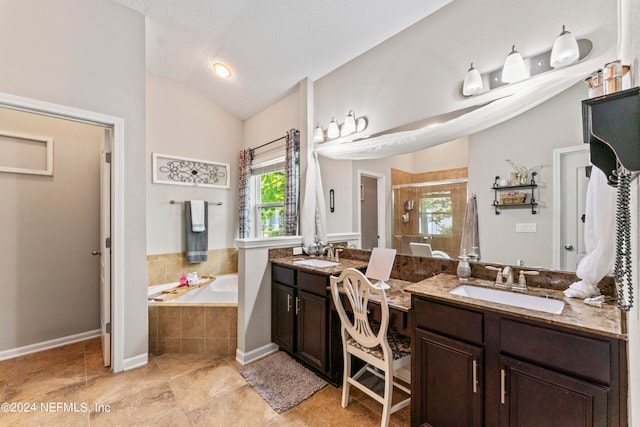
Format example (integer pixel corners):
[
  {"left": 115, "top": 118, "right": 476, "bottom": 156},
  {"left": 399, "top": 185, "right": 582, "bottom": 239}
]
[{"left": 0, "top": 338, "right": 410, "bottom": 426}]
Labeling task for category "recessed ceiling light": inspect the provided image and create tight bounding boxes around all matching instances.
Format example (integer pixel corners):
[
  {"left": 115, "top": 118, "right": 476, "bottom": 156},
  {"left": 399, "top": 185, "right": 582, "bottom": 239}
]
[{"left": 212, "top": 62, "right": 232, "bottom": 78}]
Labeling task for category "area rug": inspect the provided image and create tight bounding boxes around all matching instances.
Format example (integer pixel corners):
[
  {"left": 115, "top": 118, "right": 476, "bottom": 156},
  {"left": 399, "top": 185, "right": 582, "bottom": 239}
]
[{"left": 239, "top": 351, "right": 328, "bottom": 413}]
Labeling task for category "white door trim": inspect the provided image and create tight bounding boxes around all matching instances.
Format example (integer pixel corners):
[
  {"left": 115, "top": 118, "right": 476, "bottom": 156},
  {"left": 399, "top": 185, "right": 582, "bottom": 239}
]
[
  {"left": 0, "top": 91, "right": 125, "bottom": 373},
  {"left": 357, "top": 169, "right": 386, "bottom": 249},
  {"left": 552, "top": 144, "right": 589, "bottom": 271}
]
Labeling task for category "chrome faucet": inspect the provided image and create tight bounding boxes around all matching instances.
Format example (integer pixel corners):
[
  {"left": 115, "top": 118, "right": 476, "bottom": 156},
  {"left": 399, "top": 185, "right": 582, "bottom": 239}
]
[
  {"left": 502, "top": 266, "right": 514, "bottom": 287},
  {"left": 322, "top": 244, "right": 335, "bottom": 259},
  {"left": 513, "top": 270, "right": 540, "bottom": 292}
]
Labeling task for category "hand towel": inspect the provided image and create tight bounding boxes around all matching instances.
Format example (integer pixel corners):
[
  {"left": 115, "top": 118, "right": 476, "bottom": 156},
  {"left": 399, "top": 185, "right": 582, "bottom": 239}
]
[
  {"left": 564, "top": 167, "right": 615, "bottom": 299},
  {"left": 186, "top": 201, "right": 208, "bottom": 263},
  {"left": 190, "top": 200, "right": 206, "bottom": 232}
]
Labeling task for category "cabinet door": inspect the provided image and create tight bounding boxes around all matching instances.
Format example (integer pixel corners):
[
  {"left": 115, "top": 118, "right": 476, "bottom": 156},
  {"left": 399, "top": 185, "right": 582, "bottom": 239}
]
[
  {"left": 272, "top": 282, "right": 295, "bottom": 353},
  {"left": 500, "top": 356, "right": 608, "bottom": 427},
  {"left": 296, "top": 289, "right": 327, "bottom": 372},
  {"left": 415, "top": 328, "right": 483, "bottom": 427}
]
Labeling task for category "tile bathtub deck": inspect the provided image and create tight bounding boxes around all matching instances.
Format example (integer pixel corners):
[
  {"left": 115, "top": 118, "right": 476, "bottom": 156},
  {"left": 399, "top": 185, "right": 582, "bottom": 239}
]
[{"left": 0, "top": 338, "right": 410, "bottom": 426}]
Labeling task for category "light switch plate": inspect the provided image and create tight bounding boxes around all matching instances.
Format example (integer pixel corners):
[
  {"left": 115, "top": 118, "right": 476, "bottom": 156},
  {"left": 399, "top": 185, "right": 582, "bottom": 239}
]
[
  {"left": 516, "top": 223, "right": 537, "bottom": 233},
  {"left": 293, "top": 246, "right": 303, "bottom": 255}
]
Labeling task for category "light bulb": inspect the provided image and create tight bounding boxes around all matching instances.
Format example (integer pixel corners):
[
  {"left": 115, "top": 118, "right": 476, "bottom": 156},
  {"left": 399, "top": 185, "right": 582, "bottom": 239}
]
[
  {"left": 342, "top": 110, "right": 356, "bottom": 135},
  {"left": 501, "top": 45, "right": 527, "bottom": 83},
  {"left": 462, "top": 62, "right": 483, "bottom": 96},
  {"left": 326, "top": 118, "right": 340, "bottom": 139},
  {"left": 550, "top": 25, "right": 579, "bottom": 68},
  {"left": 313, "top": 123, "right": 324, "bottom": 142}
]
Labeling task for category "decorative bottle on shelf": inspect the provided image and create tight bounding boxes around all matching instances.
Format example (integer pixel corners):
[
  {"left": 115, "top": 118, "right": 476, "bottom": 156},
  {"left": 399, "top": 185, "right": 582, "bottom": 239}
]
[{"left": 457, "top": 250, "right": 471, "bottom": 282}]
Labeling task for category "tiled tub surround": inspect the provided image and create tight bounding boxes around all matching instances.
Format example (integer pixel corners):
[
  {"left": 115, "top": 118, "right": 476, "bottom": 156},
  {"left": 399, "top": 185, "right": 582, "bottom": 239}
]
[
  {"left": 147, "top": 249, "right": 238, "bottom": 356},
  {"left": 148, "top": 304, "right": 237, "bottom": 357},
  {"left": 147, "top": 248, "right": 238, "bottom": 286}
]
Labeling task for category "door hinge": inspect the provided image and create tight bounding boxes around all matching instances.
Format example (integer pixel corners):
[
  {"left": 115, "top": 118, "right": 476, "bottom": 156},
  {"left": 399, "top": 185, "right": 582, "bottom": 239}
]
[
  {"left": 105, "top": 237, "right": 111, "bottom": 249},
  {"left": 105, "top": 152, "right": 112, "bottom": 164},
  {"left": 106, "top": 322, "right": 111, "bottom": 334}
]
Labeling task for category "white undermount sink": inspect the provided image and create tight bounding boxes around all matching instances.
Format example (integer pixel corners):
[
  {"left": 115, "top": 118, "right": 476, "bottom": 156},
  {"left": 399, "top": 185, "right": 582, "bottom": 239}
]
[
  {"left": 293, "top": 258, "right": 340, "bottom": 268},
  {"left": 449, "top": 284, "right": 564, "bottom": 315}
]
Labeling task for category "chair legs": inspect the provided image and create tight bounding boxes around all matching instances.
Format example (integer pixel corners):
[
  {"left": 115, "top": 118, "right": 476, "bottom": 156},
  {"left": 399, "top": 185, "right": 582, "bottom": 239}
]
[
  {"left": 341, "top": 349, "right": 351, "bottom": 408},
  {"left": 381, "top": 368, "right": 394, "bottom": 427}
]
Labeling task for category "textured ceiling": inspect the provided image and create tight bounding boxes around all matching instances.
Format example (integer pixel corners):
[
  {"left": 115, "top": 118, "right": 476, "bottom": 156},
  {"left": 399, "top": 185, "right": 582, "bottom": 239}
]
[{"left": 112, "top": 0, "right": 452, "bottom": 120}]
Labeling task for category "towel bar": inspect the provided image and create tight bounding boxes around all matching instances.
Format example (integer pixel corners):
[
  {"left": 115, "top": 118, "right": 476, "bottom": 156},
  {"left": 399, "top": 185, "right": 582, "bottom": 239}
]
[{"left": 170, "top": 200, "right": 223, "bottom": 206}]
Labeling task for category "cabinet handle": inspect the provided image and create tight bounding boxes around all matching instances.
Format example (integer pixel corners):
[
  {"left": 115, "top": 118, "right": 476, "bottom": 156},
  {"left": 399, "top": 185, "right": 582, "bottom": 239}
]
[
  {"left": 500, "top": 368, "right": 506, "bottom": 404},
  {"left": 296, "top": 297, "right": 300, "bottom": 315},
  {"left": 472, "top": 360, "right": 478, "bottom": 393},
  {"left": 287, "top": 294, "right": 292, "bottom": 312}
]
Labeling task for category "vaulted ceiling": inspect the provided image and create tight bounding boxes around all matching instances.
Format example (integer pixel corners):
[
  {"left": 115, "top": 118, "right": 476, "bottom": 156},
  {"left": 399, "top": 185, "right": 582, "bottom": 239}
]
[{"left": 113, "top": 0, "right": 452, "bottom": 120}]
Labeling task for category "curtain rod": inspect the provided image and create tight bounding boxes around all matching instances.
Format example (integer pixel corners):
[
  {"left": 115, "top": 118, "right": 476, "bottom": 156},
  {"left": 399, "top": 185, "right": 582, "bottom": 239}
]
[
  {"left": 249, "top": 129, "right": 299, "bottom": 156},
  {"left": 170, "top": 200, "right": 223, "bottom": 206}
]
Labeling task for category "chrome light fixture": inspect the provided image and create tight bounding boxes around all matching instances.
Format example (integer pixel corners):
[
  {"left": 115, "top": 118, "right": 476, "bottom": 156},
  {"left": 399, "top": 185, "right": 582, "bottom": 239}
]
[
  {"left": 462, "top": 62, "right": 483, "bottom": 96},
  {"left": 313, "top": 123, "right": 324, "bottom": 143},
  {"left": 550, "top": 25, "right": 579, "bottom": 68},
  {"left": 314, "top": 111, "right": 369, "bottom": 142},
  {"left": 326, "top": 117, "right": 340, "bottom": 139},
  {"left": 501, "top": 45, "right": 528, "bottom": 83}
]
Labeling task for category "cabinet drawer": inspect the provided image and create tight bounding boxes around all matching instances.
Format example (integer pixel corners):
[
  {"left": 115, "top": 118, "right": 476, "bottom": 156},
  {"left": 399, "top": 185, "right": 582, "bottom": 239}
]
[
  {"left": 500, "top": 318, "right": 612, "bottom": 385},
  {"left": 413, "top": 298, "right": 483, "bottom": 345},
  {"left": 272, "top": 265, "right": 295, "bottom": 286},
  {"left": 298, "top": 271, "right": 329, "bottom": 295}
]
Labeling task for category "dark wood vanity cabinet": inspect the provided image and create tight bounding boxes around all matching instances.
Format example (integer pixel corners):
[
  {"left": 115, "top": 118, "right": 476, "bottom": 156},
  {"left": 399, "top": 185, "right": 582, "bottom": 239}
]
[
  {"left": 411, "top": 296, "right": 627, "bottom": 427},
  {"left": 271, "top": 264, "right": 340, "bottom": 384}
]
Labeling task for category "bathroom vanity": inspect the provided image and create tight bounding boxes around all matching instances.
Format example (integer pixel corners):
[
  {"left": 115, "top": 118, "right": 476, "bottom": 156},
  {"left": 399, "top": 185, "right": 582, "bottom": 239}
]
[
  {"left": 270, "top": 256, "right": 412, "bottom": 385},
  {"left": 406, "top": 274, "right": 627, "bottom": 427}
]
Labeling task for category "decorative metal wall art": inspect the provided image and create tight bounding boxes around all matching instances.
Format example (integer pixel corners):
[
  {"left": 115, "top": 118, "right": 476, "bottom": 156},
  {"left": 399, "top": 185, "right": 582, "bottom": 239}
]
[
  {"left": 152, "top": 153, "right": 230, "bottom": 188},
  {"left": 0, "top": 130, "right": 53, "bottom": 176}
]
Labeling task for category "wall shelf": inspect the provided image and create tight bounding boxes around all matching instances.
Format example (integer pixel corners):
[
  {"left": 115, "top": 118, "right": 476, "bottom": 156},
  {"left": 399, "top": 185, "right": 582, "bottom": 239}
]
[{"left": 491, "top": 172, "right": 538, "bottom": 214}]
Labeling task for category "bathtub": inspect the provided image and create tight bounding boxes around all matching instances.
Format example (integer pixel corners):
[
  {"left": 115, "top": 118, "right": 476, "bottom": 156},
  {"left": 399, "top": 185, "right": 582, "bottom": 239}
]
[{"left": 171, "top": 274, "right": 238, "bottom": 304}]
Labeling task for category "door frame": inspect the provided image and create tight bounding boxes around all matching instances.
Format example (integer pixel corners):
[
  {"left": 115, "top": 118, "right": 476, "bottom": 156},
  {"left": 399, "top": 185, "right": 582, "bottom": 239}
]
[
  {"left": 356, "top": 169, "right": 386, "bottom": 249},
  {"left": 552, "top": 144, "right": 589, "bottom": 271},
  {"left": 0, "top": 91, "right": 125, "bottom": 372}
]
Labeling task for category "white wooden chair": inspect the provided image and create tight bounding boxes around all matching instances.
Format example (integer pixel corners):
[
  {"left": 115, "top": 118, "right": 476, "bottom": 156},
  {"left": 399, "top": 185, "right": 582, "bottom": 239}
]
[{"left": 330, "top": 268, "right": 411, "bottom": 427}]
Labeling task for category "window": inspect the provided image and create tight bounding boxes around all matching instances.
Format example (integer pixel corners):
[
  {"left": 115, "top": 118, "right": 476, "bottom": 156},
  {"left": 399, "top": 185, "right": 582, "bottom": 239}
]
[
  {"left": 419, "top": 190, "right": 453, "bottom": 236},
  {"left": 251, "top": 157, "right": 297, "bottom": 238}
]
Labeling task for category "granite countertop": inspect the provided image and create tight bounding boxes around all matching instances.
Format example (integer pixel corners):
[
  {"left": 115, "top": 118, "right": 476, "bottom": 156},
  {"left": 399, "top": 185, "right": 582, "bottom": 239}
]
[
  {"left": 270, "top": 256, "right": 369, "bottom": 276},
  {"left": 270, "top": 256, "right": 412, "bottom": 312},
  {"left": 362, "top": 278, "right": 413, "bottom": 312},
  {"left": 405, "top": 274, "right": 626, "bottom": 340}
]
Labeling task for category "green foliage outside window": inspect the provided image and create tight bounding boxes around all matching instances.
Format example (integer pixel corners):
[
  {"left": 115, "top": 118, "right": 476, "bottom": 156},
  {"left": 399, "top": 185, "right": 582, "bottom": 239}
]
[
  {"left": 260, "top": 170, "right": 285, "bottom": 237},
  {"left": 420, "top": 191, "right": 453, "bottom": 236}
]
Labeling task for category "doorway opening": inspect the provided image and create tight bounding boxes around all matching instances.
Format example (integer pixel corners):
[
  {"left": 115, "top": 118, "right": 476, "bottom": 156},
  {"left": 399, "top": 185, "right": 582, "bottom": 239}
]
[
  {"left": 357, "top": 170, "right": 386, "bottom": 250},
  {"left": 0, "top": 91, "right": 125, "bottom": 372}
]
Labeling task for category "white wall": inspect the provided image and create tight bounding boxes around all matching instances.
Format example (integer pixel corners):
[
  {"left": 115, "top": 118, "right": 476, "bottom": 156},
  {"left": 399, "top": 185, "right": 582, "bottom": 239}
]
[
  {"left": 0, "top": 0, "right": 147, "bottom": 360},
  {"left": 146, "top": 73, "right": 243, "bottom": 254},
  {"left": 0, "top": 108, "right": 103, "bottom": 351},
  {"left": 243, "top": 90, "right": 300, "bottom": 150}
]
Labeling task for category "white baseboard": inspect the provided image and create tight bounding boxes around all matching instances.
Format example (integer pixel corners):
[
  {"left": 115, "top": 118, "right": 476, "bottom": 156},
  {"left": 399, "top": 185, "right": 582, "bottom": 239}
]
[
  {"left": 0, "top": 329, "right": 101, "bottom": 361},
  {"left": 123, "top": 353, "right": 148, "bottom": 371},
  {"left": 235, "top": 342, "right": 279, "bottom": 365}
]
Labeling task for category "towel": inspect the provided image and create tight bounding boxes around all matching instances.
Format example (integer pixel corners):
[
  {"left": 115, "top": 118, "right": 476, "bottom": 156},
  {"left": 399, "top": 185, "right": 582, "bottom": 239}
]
[
  {"left": 460, "top": 196, "right": 480, "bottom": 260},
  {"left": 185, "top": 201, "right": 208, "bottom": 263},
  {"left": 564, "top": 167, "right": 616, "bottom": 299},
  {"left": 190, "top": 200, "right": 206, "bottom": 232}
]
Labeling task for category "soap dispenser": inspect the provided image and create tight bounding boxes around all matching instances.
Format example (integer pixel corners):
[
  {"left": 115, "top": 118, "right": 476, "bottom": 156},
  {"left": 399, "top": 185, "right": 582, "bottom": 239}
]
[{"left": 457, "top": 250, "right": 471, "bottom": 282}]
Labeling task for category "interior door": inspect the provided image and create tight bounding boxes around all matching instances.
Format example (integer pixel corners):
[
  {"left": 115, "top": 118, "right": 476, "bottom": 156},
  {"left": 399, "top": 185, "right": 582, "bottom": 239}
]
[
  {"left": 100, "top": 128, "right": 112, "bottom": 367},
  {"left": 559, "top": 147, "right": 590, "bottom": 271},
  {"left": 360, "top": 175, "right": 379, "bottom": 250}
]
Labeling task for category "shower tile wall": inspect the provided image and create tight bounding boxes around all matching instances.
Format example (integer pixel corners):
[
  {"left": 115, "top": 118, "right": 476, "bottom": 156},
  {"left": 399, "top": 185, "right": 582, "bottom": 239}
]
[{"left": 147, "top": 248, "right": 238, "bottom": 285}]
